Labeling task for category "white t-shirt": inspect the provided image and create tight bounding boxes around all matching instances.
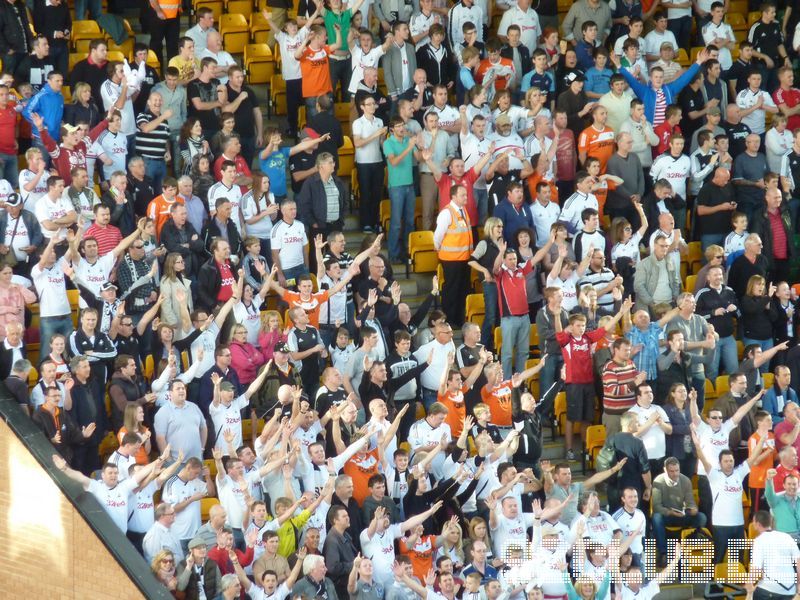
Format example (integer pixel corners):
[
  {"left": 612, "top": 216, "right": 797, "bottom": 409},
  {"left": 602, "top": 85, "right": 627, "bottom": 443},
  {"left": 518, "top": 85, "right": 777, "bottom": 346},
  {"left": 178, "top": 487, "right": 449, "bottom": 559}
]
[
  {"left": 661, "top": 0, "right": 691, "bottom": 18},
  {"left": 737, "top": 88, "right": 777, "bottom": 135},
  {"left": 271, "top": 219, "right": 307, "bottom": 271},
  {"left": 569, "top": 511, "right": 621, "bottom": 547},
  {"left": 209, "top": 394, "right": 250, "bottom": 452},
  {"left": 101, "top": 79, "right": 136, "bottom": 136},
  {"left": 751, "top": 530, "right": 800, "bottom": 595},
  {"left": 611, "top": 232, "right": 643, "bottom": 265},
  {"left": 360, "top": 523, "right": 402, "bottom": 586},
  {"left": 18, "top": 169, "right": 48, "bottom": 212},
  {"left": 559, "top": 192, "right": 599, "bottom": 235},
  {"left": 207, "top": 181, "right": 244, "bottom": 232},
  {"left": 88, "top": 478, "right": 138, "bottom": 533},
  {"left": 161, "top": 474, "right": 207, "bottom": 540},
  {"left": 218, "top": 472, "right": 262, "bottom": 530},
  {"left": 644, "top": 30, "right": 678, "bottom": 59},
  {"left": 611, "top": 507, "right": 646, "bottom": 554},
  {"left": 128, "top": 480, "right": 158, "bottom": 534},
  {"left": 275, "top": 28, "right": 310, "bottom": 80},
  {"left": 233, "top": 297, "right": 264, "bottom": 346},
  {"left": 491, "top": 512, "right": 536, "bottom": 560},
  {"left": 92, "top": 129, "right": 129, "bottom": 180},
  {"left": 410, "top": 12, "right": 439, "bottom": 50},
  {"left": 199, "top": 49, "right": 237, "bottom": 84},
  {"left": 352, "top": 115, "right": 385, "bottom": 164},
  {"left": 708, "top": 462, "right": 750, "bottom": 526},
  {"left": 696, "top": 419, "right": 736, "bottom": 476},
  {"left": 460, "top": 132, "right": 491, "bottom": 190},
  {"left": 247, "top": 581, "right": 291, "bottom": 600},
  {"left": 3, "top": 214, "right": 32, "bottom": 261},
  {"left": 621, "top": 581, "right": 660, "bottom": 600},
  {"left": 547, "top": 273, "right": 580, "bottom": 311},
  {"left": 74, "top": 253, "right": 116, "bottom": 306},
  {"left": 629, "top": 403, "right": 670, "bottom": 459},
  {"left": 107, "top": 449, "right": 137, "bottom": 481},
  {"left": 530, "top": 200, "right": 561, "bottom": 247},
  {"left": 35, "top": 195, "right": 74, "bottom": 240},
  {"left": 241, "top": 191, "right": 277, "bottom": 239},
  {"left": 31, "top": 262, "right": 71, "bottom": 317},
  {"left": 349, "top": 45, "right": 386, "bottom": 94},
  {"left": 702, "top": 21, "right": 735, "bottom": 71}
]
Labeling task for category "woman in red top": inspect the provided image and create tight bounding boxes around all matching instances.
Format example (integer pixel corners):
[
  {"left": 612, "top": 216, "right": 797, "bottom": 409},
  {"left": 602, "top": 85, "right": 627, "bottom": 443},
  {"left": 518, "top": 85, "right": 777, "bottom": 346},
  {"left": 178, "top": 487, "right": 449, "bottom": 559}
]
[{"left": 229, "top": 324, "right": 267, "bottom": 385}]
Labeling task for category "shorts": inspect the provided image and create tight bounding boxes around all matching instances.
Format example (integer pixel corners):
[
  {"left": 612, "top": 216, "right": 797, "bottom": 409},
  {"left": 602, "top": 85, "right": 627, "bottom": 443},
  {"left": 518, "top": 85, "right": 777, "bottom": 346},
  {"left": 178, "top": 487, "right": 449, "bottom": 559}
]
[{"left": 566, "top": 383, "right": 595, "bottom": 423}]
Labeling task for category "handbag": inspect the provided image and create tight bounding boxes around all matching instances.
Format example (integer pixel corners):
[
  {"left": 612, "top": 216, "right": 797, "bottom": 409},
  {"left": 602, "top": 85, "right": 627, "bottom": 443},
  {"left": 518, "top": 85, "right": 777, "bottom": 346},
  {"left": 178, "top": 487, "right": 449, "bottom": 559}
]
[
  {"left": 0, "top": 214, "right": 20, "bottom": 268},
  {"left": 594, "top": 434, "right": 616, "bottom": 473}
]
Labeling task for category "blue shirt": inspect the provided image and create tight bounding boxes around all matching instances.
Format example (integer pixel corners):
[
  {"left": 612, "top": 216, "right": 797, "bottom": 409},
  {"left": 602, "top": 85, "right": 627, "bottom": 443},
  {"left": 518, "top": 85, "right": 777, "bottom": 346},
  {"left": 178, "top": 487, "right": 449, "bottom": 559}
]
[
  {"left": 461, "top": 563, "right": 498, "bottom": 584},
  {"left": 522, "top": 70, "right": 555, "bottom": 101},
  {"left": 259, "top": 146, "right": 291, "bottom": 197},
  {"left": 492, "top": 198, "right": 535, "bottom": 247},
  {"left": 625, "top": 322, "right": 663, "bottom": 379},
  {"left": 585, "top": 67, "right": 613, "bottom": 95},
  {"left": 576, "top": 40, "right": 597, "bottom": 71}
]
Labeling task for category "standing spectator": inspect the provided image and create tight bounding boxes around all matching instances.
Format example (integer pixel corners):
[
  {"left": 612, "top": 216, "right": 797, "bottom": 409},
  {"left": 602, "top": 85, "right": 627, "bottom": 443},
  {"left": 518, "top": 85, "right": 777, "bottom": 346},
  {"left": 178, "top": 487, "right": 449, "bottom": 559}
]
[
  {"left": 23, "top": 71, "right": 65, "bottom": 151},
  {"left": 727, "top": 233, "right": 769, "bottom": 299},
  {"left": 148, "top": 0, "right": 182, "bottom": 71},
  {"left": 555, "top": 299, "right": 631, "bottom": 460},
  {"left": 296, "top": 152, "right": 346, "bottom": 255},
  {"left": 69, "top": 40, "right": 108, "bottom": 108},
  {"left": 0, "top": 0, "right": 32, "bottom": 74},
  {"left": 746, "top": 2, "right": 790, "bottom": 92},
  {"left": 15, "top": 35, "right": 56, "bottom": 93},
  {"left": 751, "top": 187, "right": 795, "bottom": 283},
  {"left": 100, "top": 63, "right": 136, "bottom": 151},
  {"left": 629, "top": 383, "right": 671, "bottom": 474},
  {"left": 185, "top": 7, "right": 216, "bottom": 53},
  {"left": 152, "top": 68, "right": 187, "bottom": 175},
  {"left": 732, "top": 134, "right": 769, "bottom": 221},
  {"left": 31, "top": 387, "right": 93, "bottom": 466},
  {"left": 764, "top": 469, "right": 800, "bottom": 538},
  {"left": 226, "top": 66, "right": 262, "bottom": 167},
  {"left": 763, "top": 366, "right": 798, "bottom": 425},
  {"left": 624, "top": 306, "right": 680, "bottom": 390},
  {"left": 188, "top": 58, "right": 226, "bottom": 138},
  {"left": 271, "top": 199, "right": 309, "bottom": 287},
  {"left": 736, "top": 72, "right": 778, "bottom": 138},
  {"left": 198, "top": 32, "right": 236, "bottom": 86},
  {"left": 154, "top": 379, "right": 208, "bottom": 461},
  {"left": 32, "top": 235, "right": 74, "bottom": 355},
  {"left": 433, "top": 185, "right": 472, "bottom": 327},
  {"left": 662, "top": 384, "right": 698, "bottom": 474},
  {"left": 605, "top": 411, "right": 652, "bottom": 513},
  {"left": 632, "top": 233, "right": 681, "bottom": 315},
  {"left": 135, "top": 92, "right": 173, "bottom": 195},
  {"left": 695, "top": 265, "right": 739, "bottom": 381},
  {"left": 295, "top": 25, "right": 342, "bottom": 116},
  {"left": 384, "top": 116, "right": 419, "bottom": 263},
  {"left": 352, "top": 96, "right": 387, "bottom": 234},
  {"left": 561, "top": 0, "right": 612, "bottom": 45},
  {"left": 383, "top": 21, "right": 417, "bottom": 105},
  {"left": 602, "top": 338, "right": 646, "bottom": 437},
  {"left": 695, "top": 167, "right": 736, "bottom": 250}
]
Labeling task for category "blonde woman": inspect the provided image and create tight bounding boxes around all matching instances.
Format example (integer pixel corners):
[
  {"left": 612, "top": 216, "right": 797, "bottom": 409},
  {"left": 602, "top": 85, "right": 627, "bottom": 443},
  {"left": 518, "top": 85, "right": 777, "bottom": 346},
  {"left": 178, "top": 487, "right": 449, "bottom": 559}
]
[
  {"left": 150, "top": 549, "right": 180, "bottom": 597},
  {"left": 435, "top": 518, "right": 466, "bottom": 571},
  {"left": 258, "top": 309, "right": 287, "bottom": 361},
  {"left": 468, "top": 216, "right": 505, "bottom": 350},
  {"left": 159, "top": 253, "right": 193, "bottom": 339},
  {"left": 63, "top": 82, "right": 101, "bottom": 127},
  {"left": 466, "top": 516, "right": 502, "bottom": 567}
]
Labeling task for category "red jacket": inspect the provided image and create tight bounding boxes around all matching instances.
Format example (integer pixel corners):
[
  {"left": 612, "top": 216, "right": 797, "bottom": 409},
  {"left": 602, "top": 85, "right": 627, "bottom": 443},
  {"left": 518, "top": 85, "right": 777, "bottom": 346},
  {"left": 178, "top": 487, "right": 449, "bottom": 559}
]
[
  {"left": 41, "top": 119, "right": 108, "bottom": 185},
  {"left": 229, "top": 340, "right": 267, "bottom": 385}
]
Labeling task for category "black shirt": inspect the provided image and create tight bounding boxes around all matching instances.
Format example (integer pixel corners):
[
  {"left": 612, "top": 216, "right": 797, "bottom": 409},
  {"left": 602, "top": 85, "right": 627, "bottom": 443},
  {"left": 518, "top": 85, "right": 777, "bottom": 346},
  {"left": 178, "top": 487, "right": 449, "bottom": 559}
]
[
  {"left": 725, "top": 59, "right": 757, "bottom": 95},
  {"left": 783, "top": 150, "right": 800, "bottom": 197},
  {"left": 723, "top": 121, "right": 751, "bottom": 158},
  {"left": 227, "top": 83, "right": 258, "bottom": 138},
  {"left": 696, "top": 180, "right": 735, "bottom": 235},
  {"left": 187, "top": 78, "right": 222, "bottom": 133},
  {"left": 127, "top": 174, "right": 156, "bottom": 217},
  {"left": 289, "top": 151, "right": 319, "bottom": 194},
  {"left": 610, "top": 431, "right": 650, "bottom": 491},
  {"left": 679, "top": 86, "right": 705, "bottom": 143},
  {"left": 487, "top": 170, "right": 522, "bottom": 213},
  {"left": 749, "top": 21, "right": 784, "bottom": 63},
  {"left": 133, "top": 64, "right": 160, "bottom": 115}
]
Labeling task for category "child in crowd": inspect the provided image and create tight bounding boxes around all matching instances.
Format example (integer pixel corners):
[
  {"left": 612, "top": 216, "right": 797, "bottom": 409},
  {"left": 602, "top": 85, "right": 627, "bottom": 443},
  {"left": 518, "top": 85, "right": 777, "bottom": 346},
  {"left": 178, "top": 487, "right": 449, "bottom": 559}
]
[
  {"left": 584, "top": 48, "right": 613, "bottom": 99},
  {"left": 330, "top": 326, "right": 357, "bottom": 373},
  {"left": 575, "top": 21, "right": 599, "bottom": 71},
  {"left": 469, "top": 402, "right": 503, "bottom": 443},
  {"left": 620, "top": 39, "right": 648, "bottom": 84},
  {"left": 724, "top": 211, "right": 748, "bottom": 266},
  {"left": 654, "top": 105, "right": 683, "bottom": 156}
]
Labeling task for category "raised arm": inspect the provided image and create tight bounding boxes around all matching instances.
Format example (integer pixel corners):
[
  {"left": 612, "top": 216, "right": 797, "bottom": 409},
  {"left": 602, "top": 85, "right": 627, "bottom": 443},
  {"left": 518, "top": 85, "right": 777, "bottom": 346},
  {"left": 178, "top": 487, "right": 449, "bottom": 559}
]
[
  {"left": 52, "top": 454, "right": 93, "bottom": 490},
  {"left": 690, "top": 424, "right": 713, "bottom": 475}
]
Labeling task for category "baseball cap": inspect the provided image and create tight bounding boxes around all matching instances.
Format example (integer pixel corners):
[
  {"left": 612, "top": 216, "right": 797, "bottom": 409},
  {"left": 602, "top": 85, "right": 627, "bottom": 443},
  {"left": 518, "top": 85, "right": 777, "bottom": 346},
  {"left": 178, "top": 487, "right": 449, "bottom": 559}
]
[
  {"left": 274, "top": 342, "right": 290, "bottom": 354},
  {"left": 300, "top": 127, "right": 320, "bottom": 140},
  {"left": 62, "top": 123, "right": 80, "bottom": 134},
  {"left": 187, "top": 536, "right": 207, "bottom": 549},
  {"left": 495, "top": 114, "right": 512, "bottom": 126},
  {"left": 100, "top": 282, "right": 118, "bottom": 292},
  {"left": 4, "top": 192, "right": 21, "bottom": 207},
  {"left": 566, "top": 72, "right": 585, "bottom": 84},
  {"left": 707, "top": 106, "right": 721, "bottom": 116}
]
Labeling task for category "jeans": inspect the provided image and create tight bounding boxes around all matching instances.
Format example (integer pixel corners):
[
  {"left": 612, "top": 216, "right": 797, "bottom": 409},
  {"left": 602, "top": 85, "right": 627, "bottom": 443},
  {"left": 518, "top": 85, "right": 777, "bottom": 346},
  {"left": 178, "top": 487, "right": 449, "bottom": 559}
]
[
  {"left": 474, "top": 188, "right": 489, "bottom": 225},
  {"left": 0, "top": 152, "right": 18, "bottom": 188},
  {"left": 49, "top": 42, "right": 68, "bottom": 76},
  {"left": 1, "top": 53, "right": 22, "bottom": 77},
  {"left": 667, "top": 15, "right": 693, "bottom": 51},
  {"left": 40, "top": 314, "right": 74, "bottom": 360},
  {"left": 358, "top": 162, "right": 385, "bottom": 230},
  {"left": 388, "top": 184, "right": 415, "bottom": 259},
  {"left": 743, "top": 337, "right": 774, "bottom": 373},
  {"left": 501, "top": 314, "right": 530, "bottom": 379},
  {"left": 282, "top": 264, "right": 309, "bottom": 287},
  {"left": 144, "top": 157, "right": 167, "bottom": 195},
  {"left": 700, "top": 233, "right": 726, "bottom": 252},
  {"left": 481, "top": 281, "right": 498, "bottom": 350},
  {"left": 707, "top": 334, "right": 738, "bottom": 382},
  {"left": 240, "top": 136, "right": 256, "bottom": 168},
  {"left": 74, "top": 0, "right": 102, "bottom": 18},
  {"left": 712, "top": 524, "right": 744, "bottom": 564},
  {"left": 651, "top": 511, "right": 707, "bottom": 553},
  {"left": 422, "top": 387, "right": 438, "bottom": 412},
  {"left": 540, "top": 353, "right": 563, "bottom": 405},
  {"left": 691, "top": 376, "right": 707, "bottom": 413},
  {"left": 329, "top": 57, "right": 352, "bottom": 101}
]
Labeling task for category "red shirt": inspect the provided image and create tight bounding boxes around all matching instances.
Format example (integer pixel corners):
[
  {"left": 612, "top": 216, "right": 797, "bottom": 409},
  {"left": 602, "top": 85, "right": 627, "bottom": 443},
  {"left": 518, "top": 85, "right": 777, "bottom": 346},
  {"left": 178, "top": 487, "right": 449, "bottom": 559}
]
[
  {"left": 217, "top": 260, "right": 235, "bottom": 302},
  {"left": 495, "top": 260, "right": 534, "bottom": 317},
  {"left": 213, "top": 153, "right": 252, "bottom": 192},
  {"left": 85, "top": 223, "right": 123, "bottom": 257},
  {"left": 0, "top": 103, "right": 17, "bottom": 155},
  {"left": 768, "top": 208, "right": 789, "bottom": 260},
  {"left": 654, "top": 123, "right": 681, "bottom": 156},
  {"left": 773, "top": 463, "right": 800, "bottom": 493},
  {"left": 437, "top": 169, "right": 479, "bottom": 224},
  {"left": 773, "top": 86, "right": 800, "bottom": 131},
  {"left": 556, "top": 328, "right": 607, "bottom": 384},
  {"left": 554, "top": 129, "right": 576, "bottom": 181}
]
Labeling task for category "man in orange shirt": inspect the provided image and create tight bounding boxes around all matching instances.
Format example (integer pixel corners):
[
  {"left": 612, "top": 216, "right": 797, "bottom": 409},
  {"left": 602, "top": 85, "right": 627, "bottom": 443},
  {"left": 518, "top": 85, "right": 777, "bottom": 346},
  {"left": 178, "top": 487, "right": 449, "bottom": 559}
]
[
  {"left": 336, "top": 403, "right": 408, "bottom": 504},
  {"left": 477, "top": 39, "right": 516, "bottom": 96},
  {"left": 146, "top": 176, "right": 183, "bottom": 241},
  {"left": 578, "top": 105, "right": 616, "bottom": 172},
  {"left": 295, "top": 23, "right": 343, "bottom": 116},
  {"left": 480, "top": 360, "right": 546, "bottom": 428},
  {"left": 438, "top": 348, "right": 491, "bottom": 437},
  {"left": 748, "top": 411, "right": 777, "bottom": 514}
]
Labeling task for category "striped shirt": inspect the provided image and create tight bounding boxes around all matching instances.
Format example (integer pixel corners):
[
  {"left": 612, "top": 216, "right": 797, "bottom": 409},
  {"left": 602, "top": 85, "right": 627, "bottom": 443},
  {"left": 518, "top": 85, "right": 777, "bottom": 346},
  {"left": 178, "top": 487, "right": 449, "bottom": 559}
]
[
  {"left": 601, "top": 359, "right": 640, "bottom": 414},
  {"left": 134, "top": 110, "right": 171, "bottom": 159},
  {"left": 653, "top": 89, "right": 667, "bottom": 126}
]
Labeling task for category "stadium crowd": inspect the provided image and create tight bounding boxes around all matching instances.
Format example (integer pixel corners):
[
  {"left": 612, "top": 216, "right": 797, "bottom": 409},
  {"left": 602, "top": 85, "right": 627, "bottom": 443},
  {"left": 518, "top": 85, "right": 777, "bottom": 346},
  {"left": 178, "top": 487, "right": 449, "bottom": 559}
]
[{"left": 6, "top": 0, "right": 800, "bottom": 598}]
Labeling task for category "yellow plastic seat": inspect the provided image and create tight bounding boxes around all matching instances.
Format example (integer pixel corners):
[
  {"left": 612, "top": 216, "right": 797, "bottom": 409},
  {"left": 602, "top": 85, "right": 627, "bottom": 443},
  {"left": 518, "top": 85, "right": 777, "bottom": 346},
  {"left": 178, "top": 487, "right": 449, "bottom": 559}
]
[
  {"left": 747, "top": 11, "right": 761, "bottom": 28},
  {"left": 270, "top": 74, "right": 286, "bottom": 115},
  {"left": 704, "top": 378, "right": 717, "bottom": 400},
  {"left": 146, "top": 49, "right": 161, "bottom": 72},
  {"left": 144, "top": 355, "right": 155, "bottom": 381},
  {"left": 715, "top": 375, "right": 729, "bottom": 396},
  {"left": 71, "top": 20, "right": 102, "bottom": 53},
  {"left": 244, "top": 44, "right": 274, "bottom": 84},
  {"left": 220, "top": 13, "right": 250, "bottom": 54},
  {"left": 554, "top": 392, "right": 567, "bottom": 434},
  {"left": 408, "top": 231, "right": 438, "bottom": 273},
  {"left": 726, "top": 13, "right": 747, "bottom": 31},
  {"left": 763, "top": 372, "right": 774, "bottom": 390},
  {"left": 685, "top": 274, "right": 697, "bottom": 293},
  {"left": 69, "top": 53, "right": 88, "bottom": 72},
  {"left": 379, "top": 199, "right": 391, "bottom": 232},
  {"left": 584, "top": 424, "right": 606, "bottom": 469},
  {"left": 201, "top": 497, "right": 220, "bottom": 521},
  {"left": 465, "top": 293, "right": 485, "bottom": 325},
  {"left": 250, "top": 12, "right": 271, "bottom": 44},
  {"left": 227, "top": 0, "right": 253, "bottom": 17},
  {"left": 338, "top": 136, "right": 354, "bottom": 178},
  {"left": 105, "top": 19, "right": 136, "bottom": 58},
  {"left": 676, "top": 48, "right": 690, "bottom": 67},
  {"left": 529, "top": 324, "right": 539, "bottom": 351},
  {"left": 106, "top": 50, "right": 126, "bottom": 64},
  {"left": 194, "top": 0, "right": 224, "bottom": 20}
]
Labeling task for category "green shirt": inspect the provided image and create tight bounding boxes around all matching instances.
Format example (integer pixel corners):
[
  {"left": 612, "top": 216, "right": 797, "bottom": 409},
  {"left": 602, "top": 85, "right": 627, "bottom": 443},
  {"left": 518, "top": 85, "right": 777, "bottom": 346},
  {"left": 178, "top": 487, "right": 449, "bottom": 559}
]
[
  {"left": 765, "top": 479, "right": 800, "bottom": 534},
  {"left": 323, "top": 9, "right": 351, "bottom": 54},
  {"left": 383, "top": 135, "right": 414, "bottom": 188}
]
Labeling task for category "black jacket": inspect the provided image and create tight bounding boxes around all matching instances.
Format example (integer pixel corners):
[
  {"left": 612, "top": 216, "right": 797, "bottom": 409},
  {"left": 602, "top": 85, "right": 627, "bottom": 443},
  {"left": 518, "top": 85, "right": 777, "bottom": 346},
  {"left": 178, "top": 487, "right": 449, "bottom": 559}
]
[
  {"left": 296, "top": 173, "right": 346, "bottom": 229},
  {"left": 64, "top": 101, "right": 102, "bottom": 129},
  {"left": 197, "top": 257, "right": 236, "bottom": 312},
  {"left": 31, "top": 406, "right": 87, "bottom": 466},
  {"left": 32, "top": 0, "right": 71, "bottom": 48},
  {"left": 695, "top": 284, "right": 738, "bottom": 338},
  {"left": 416, "top": 43, "right": 456, "bottom": 87},
  {"left": 69, "top": 59, "right": 109, "bottom": 109},
  {"left": 750, "top": 204, "right": 797, "bottom": 269},
  {"left": 501, "top": 44, "right": 533, "bottom": 79},
  {"left": 202, "top": 217, "right": 242, "bottom": 257},
  {"left": 161, "top": 218, "right": 206, "bottom": 277},
  {"left": 307, "top": 112, "right": 344, "bottom": 164},
  {"left": 0, "top": 1, "right": 32, "bottom": 55},
  {"left": 100, "top": 189, "right": 137, "bottom": 236}
]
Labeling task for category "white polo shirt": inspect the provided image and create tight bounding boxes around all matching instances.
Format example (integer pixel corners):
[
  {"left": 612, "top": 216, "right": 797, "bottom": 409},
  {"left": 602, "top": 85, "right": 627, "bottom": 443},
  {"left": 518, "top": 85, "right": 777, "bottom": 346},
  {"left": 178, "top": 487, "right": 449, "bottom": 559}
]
[
  {"left": 161, "top": 474, "right": 207, "bottom": 540},
  {"left": 752, "top": 529, "right": 800, "bottom": 595},
  {"left": 352, "top": 115, "right": 385, "bottom": 164},
  {"left": 35, "top": 195, "right": 74, "bottom": 240}
]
